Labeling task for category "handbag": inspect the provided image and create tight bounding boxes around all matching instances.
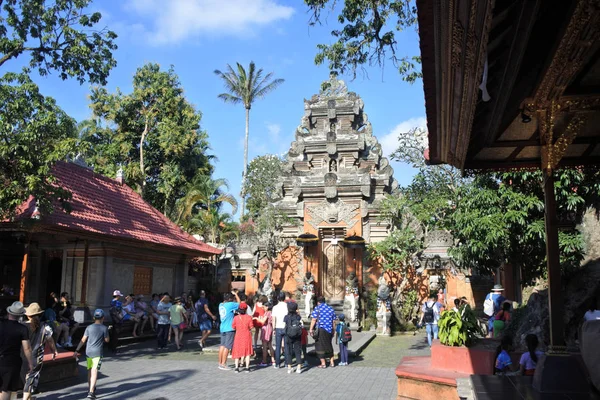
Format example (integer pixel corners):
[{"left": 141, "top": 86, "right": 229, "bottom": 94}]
[{"left": 311, "top": 309, "right": 320, "bottom": 340}]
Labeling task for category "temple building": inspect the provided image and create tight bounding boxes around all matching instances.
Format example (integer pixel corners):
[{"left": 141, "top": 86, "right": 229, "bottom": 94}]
[{"left": 243, "top": 77, "right": 485, "bottom": 314}]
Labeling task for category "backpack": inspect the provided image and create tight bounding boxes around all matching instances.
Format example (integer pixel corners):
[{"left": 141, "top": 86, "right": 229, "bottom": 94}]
[
  {"left": 285, "top": 315, "right": 302, "bottom": 339},
  {"left": 341, "top": 323, "right": 352, "bottom": 343},
  {"left": 423, "top": 303, "right": 435, "bottom": 324},
  {"left": 483, "top": 295, "right": 495, "bottom": 317}
]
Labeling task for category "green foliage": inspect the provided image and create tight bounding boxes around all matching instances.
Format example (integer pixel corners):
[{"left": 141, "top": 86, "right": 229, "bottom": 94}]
[
  {"left": 243, "top": 154, "right": 284, "bottom": 219},
  {"left": 0, "top": 72, "right": 77, "bottom": 219},
  {"left": 305, "top": 0, "right": 421, "bottom": 82},
  {"left": 438, "top": 306, "right": 482, "bottom": 347},
  {"left": 81, "top": 63, "right": 213, "bottom": 214},
  {"left": 400, "top": 289, "right": 419, "bottom": 324},
  {"left": 364, "top": 289, "right": 379, "bottom": 330},
  {"left": 0, "top": 0, "right": 117, "bottom": 85}
]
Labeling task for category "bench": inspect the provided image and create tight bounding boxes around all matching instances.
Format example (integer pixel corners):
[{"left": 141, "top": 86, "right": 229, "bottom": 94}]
[{"left": 38, "top": 344, "right": 78, "bottom": 385}]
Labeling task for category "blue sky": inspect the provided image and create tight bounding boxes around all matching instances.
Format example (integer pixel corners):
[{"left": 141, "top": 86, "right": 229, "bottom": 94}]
[{"left": 21, "top": 0, "right": 427, "bottom": 217}]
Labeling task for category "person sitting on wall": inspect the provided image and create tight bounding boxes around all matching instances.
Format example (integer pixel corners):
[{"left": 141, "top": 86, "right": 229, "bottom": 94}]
[
  {"left": 122, "top": 295, "right": 141, "bottom": 338},
  {"left": 55, "top": 292, "right": 79, "bottom": 348}
]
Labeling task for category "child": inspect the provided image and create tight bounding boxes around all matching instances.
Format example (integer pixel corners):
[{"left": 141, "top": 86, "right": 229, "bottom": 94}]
[
  {"left": 495, "top": 335, "right": 518, "bottom": 375},
  {"left": 493, "top": 302, "right": 511, "bottom": 338},
  {"left": 335, "top": 314, "right": 349, "bottom": 366},
  {"left": 519, "top": 334, "right": 543, "bottom": 376},
  {"left": 301, "top": 323, "right": 309, "bottom": 367},
  {"left": 169, "top": 297, "right": 188, "bottom": 351},
  {"left": 74, "top": 309, "right": 109, "bottom": 399}
]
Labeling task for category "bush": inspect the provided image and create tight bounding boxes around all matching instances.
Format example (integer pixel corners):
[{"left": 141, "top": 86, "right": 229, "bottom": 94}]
[{"left": 438, "top": 305, "right": 483, "bottom": 347}]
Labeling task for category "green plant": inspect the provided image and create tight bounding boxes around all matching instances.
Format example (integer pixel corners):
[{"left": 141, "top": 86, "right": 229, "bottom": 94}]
[
  {"left": 364, "top": 290, "right": 379, "bottom": 330},
  {"left": 400, "top": 290, "right": 419, "bottom": 324},
  {"left": 438, "top": 305, "right": 483, "bottom": 347}
]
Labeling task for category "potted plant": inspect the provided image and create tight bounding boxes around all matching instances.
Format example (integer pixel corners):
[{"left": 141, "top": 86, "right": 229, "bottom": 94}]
[{"left": 438, "top": 305, "right": 482, "bottom": 347}]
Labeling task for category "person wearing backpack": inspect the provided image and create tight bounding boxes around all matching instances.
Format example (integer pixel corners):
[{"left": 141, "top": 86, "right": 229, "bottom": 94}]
[
  {"left": 335, "top": 314, "right": 351, "bottom": 366},
  {"left": 484, "top": 284, "right": 507, "bottom": 337},
  {"left": 284, "top": 302, "right": 303, "bottom": 374},
  {"left": 419, "top": 294, "right": 442, "bottom": 347}
]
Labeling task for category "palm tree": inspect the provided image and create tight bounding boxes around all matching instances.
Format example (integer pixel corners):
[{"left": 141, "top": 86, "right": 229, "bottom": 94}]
[
  {"left": 173, "top": 175, "right": 238, "bottom": 230},
  {"left": 214, "top": 61, "right": 284, "bottom": 217}
]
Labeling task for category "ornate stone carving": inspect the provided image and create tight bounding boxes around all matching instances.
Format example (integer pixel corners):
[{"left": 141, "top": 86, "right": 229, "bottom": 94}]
[
  {"left": 306, "top": 200, "right": 359, "bottom": 230},
  {"left": 452, "top": 20, "right": 464, "bottom": 67},
  {"left": 318, "top": 74, "right": 349, "bottom": 100}
]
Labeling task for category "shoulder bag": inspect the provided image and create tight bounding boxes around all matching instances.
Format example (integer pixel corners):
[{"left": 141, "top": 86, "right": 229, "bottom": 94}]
[{"left": 312, "top": 308, "right": 320, "bottom": 340}]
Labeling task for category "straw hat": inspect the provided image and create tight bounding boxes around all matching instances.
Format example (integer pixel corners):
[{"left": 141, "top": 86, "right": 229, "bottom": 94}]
[
  {"left": 25, "top": 302, "right": 44, "bottom": 317},
  {"left": 492, "top": 284, "right": 505, "bottom": 292},
  {"left": 7, "top": 301, "right": 25, "bottom": 316}
]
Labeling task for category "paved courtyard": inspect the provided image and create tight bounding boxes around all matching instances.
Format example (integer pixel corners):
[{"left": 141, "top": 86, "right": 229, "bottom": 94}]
[{"left": 37, "top": 331, "right": 431, "bottom": 400}]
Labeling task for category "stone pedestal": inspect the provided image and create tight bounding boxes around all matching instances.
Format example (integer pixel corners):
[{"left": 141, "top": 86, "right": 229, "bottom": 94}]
[
  {"left": 376, "top": 310, "right": 391, "bottom": 335},
  {"left": 344, "top": 294, "right": 359, "bottom": 323},
  {"left": 304, "top": 291, "right": 313, "bottom": 320}
]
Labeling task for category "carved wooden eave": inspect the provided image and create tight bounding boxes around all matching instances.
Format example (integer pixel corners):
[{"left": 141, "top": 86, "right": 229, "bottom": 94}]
[{"left": 419, "top": 0, "right": 600, "bottom": 171}]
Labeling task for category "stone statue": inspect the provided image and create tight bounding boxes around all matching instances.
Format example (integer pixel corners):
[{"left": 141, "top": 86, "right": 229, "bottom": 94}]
[
  {"left": 376, "top": 275, "right": 392, "bottom": 335},
  {"left": 344, "top": 272, "right": 359, "bottom": 322},
  {"left": 303, "top": 272, "right": 315, "bottom": 318},
  {"left": 329, "top": 159, "right": 337, "bottom": 172}
]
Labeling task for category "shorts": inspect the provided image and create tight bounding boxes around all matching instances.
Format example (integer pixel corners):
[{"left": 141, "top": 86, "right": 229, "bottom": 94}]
[
  {"left": 199, "top": 319, "right": 212, "bottom": 331},
  {"left": 86, "top": 357, "right": 103, "bottom": 370},
  {"left": 171, "top": 324, "right": 180, "bottom": 329},
  {"left": 220, "top": 331, "right": 235, "bottom": 350},
  {"left": 0, "top": 358, "right": 23, "bottom": 392}
]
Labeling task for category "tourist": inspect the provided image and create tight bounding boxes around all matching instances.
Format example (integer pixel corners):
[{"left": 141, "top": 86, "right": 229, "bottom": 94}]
[
  {"left": 335, "top": 313, "right": 350, "bottom": 366},
  {"left": 309, "top": 296, "right": 337, "bottom": 368},
  {"left": 0, "top": 302, "right": 34, "bottom": 400},
  {"left": 484, "top": 284, "right": 507, "bottom": 338},
  {"left": 135, "top": 295, "right": 151, "bottom": 333},
  {"left": 23, "top": 303, "right": 58, "bottom": 400},
  {"left": 519, "top": 334, "right": 543, "bottom": 376},
  {"left": 121, "top": 295, "right": 141, "bottom": 337},
  {"left": 419, "top": 294, "right": 443, "bottom": 347},
  {"left": 156, "top": 294, "right": 172, "bottom": 349},
  {"left": 284, "top": 291, "right": 296, "bottom": 303},
  {"left": 437, "top": 288, "right": 445, "bottom": 307},
  {"left": 169, "top": 297, "right": 187, "bottom": 351},
  {"left": 109, "top": 290, "right": 124, "bottom": 323},
  {"left": 195, "top": 290, "right": 216, "bottom": 350},
  {"left": 452, "top": 298, "right": 461, "bottom": 313},
  {"left": 218, "top": 290, "right": 240, "bottom": 370},
  {"left": 150, "top": 293, "right": 160, "bottom": 329},
  {"left": 231, "top": 302, "right": 253, "bottom": 373},
  {"left": 493, "top": 302, "right": 511, "bottom": 338},
  {"left": 252, "top": 295, "right": 266, "bottom": 349},
  {"left": 272, "top": 291, "right": 288, "bottom": 368},
  {"left": 259, "top": 301, "right": 275, "bottom": 367},
  {"left": 301, "top": 322, "right": 309, "bottom": 367},
  {"left": 42, "top": 305, "right": 68, "bottom": 348},
  {"left": 56, "top": 292, "right": 79, "bottom": 347},
  {"left": 494, "top": 335, "right": 518, "bottom": 375},
  {"left": 584, "top": 297, "right": 600, "bottom": 321},
  {"left": 74, "top": 309, "right": 110, "bottom": 399},
  {"left": 186, "top": 295, "right": 197, "bottom": 328},
  {"left": 284, "top": 301, "right": 303, "bottom": 374}
]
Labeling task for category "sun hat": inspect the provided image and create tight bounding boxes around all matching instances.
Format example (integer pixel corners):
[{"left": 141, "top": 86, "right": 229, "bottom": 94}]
[
  {"left": 238, "top": 301, "right": 248, "bottom": 310},
  {"left": 93, "top": 309, "right": 105, "bottom": 319},
  {"left": 25, "top": 302, "right": 44, "bottom": 317},
  {"left": 492, "top": 284, "right": 505, "bottom": 291},
  {"left": 7, "top": 301, "right": 25, "bottom": 316},
  {"left": 113, "top": 290, "right": 123, "bottom": 296}
]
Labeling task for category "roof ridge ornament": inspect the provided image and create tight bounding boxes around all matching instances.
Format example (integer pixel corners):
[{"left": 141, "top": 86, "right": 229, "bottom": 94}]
[{"left": 319, "top": 73, "right": 348, "bottom": 100}]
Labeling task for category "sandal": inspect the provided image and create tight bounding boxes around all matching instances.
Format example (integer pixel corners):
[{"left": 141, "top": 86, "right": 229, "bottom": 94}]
[{"left": 317, "top": 365, "right": 327, "bottom": 369}]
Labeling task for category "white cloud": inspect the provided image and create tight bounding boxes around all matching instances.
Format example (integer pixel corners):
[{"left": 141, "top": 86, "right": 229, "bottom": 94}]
[
  {"left": 379, "top": 117, "right": 428, "bottom": 159},
  {"left": 125, "top": 0, "right": 295, "bottom": 45}
]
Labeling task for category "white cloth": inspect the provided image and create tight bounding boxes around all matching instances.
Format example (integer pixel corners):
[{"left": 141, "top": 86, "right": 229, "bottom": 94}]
[
  {"left": 272, "top": 302, "right": 288, "bottom": 329},
  {"left": 584, "top": 310, "right": 600, "bottom": 321},
  {"left": 519, "top": 350, "right": 544, "bottom": 371}
]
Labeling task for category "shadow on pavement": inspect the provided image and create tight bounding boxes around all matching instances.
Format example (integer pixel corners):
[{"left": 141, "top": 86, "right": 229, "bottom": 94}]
[{"left": 44, "top": 369, "right": 196, "bottom": 400}]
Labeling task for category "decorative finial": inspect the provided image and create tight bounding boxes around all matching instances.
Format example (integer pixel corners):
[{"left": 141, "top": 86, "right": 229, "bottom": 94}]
[
  {"left": 116, "top": 167, "right": 124, "bottom": 185},
  {"left": 319, "top": 73, "right": 348, "bottom": 100}
]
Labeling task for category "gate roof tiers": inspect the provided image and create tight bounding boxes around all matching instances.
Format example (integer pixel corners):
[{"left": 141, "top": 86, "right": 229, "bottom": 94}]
[{"left": 416, "top": 0, "right": 600, "bottom": 359}]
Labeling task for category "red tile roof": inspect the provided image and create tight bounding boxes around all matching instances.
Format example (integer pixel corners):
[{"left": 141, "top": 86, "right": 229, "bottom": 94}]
[{"left": 13, "top": 162, "right": 221, "bottom": 255}]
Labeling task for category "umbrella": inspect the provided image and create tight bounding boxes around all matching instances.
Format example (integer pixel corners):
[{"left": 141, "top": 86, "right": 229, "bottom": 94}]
[
  {"left": 296, "top": 233, "right": 318, "bottom": 247},
  {"left": 342, "top": 235, "right": 366, "bottom": 249}
]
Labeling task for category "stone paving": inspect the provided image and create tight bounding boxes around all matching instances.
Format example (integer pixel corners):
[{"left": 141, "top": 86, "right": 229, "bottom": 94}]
[{"left": 37, "top": 331, "right": 431, "bottom": 400}]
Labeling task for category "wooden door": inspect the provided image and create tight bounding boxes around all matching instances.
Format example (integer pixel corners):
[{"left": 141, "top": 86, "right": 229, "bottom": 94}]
[
  {"left": 133, "top": 266, "right": 153, "bottom": 295},
  {"left": 321, "top": 241, "right": 345, "bottom": 301}
]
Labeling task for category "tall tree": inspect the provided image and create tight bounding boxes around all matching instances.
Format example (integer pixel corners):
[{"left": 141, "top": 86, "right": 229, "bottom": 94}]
[
  {"left": 0, "top": 73, "right": 77, "bottom": 219},
  {"left": 1, "top": 0, "right": 117, "bottom": 84},
  {"left": 305, "top": 0, "right": 420, "bottom": 82},
  {"left": 242, "top": 154, "right": 284, "bottom": 219},
  {"left": 214, "top": 62, "right": 284, "bottom": 217},
  {"left": 82, "top": 63, "right": 213, "bottom": 214},
  {"left": 0, "top": 0, "right": 116, "bottom": 218}
]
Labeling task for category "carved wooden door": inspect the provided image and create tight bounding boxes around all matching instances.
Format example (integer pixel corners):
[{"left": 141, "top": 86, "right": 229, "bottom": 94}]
[{"left": 321, "top": 241, "right": 345, "bottom": 301}]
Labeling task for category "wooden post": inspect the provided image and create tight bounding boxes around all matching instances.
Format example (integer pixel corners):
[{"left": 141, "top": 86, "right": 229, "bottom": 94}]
[
  {"left": 543, "top": 172, "right": 565, "bottom": 348},
  {"left": 80, "top": 241, "right": 89, "bottom": 305},
  {"left": 19, "top": 240, "right": 30, "bottom": 303}
]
